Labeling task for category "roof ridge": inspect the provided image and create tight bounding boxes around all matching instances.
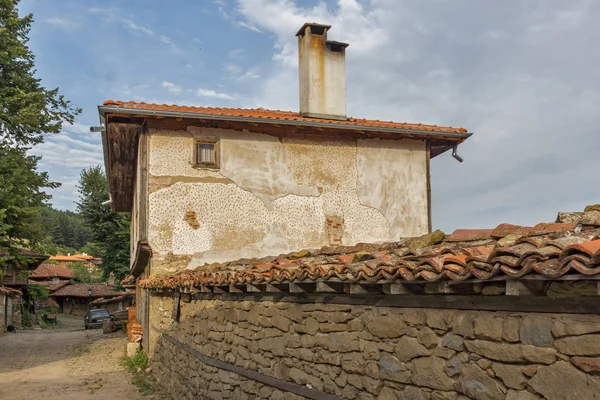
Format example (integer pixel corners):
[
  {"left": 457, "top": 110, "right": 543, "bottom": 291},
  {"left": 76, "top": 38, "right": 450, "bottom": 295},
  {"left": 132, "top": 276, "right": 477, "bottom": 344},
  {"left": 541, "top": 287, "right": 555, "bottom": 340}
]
[{"left": 101, "top": 100, "right": 468, "bottom": 134}]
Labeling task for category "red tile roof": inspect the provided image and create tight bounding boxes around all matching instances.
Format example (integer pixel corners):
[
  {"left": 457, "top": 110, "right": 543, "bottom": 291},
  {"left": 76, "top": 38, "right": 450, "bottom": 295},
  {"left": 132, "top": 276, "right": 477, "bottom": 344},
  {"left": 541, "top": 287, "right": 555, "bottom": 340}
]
[
  {"left": 102, "top": 100, "right": 468, "bottom": 135},
  {"left": 89, "top": 291, "right": 135, "bottom": 306},
  {"left": 121, "top": 274, "right": 136, "bottom": 287},
  {"left": 31, "top": 280, "right": 71, "bottom": 292},
  {"left": 0, "top": 287, "right": 22, "bottom": 297},
  {"left": 30, "top": 264, "right": 74, "bottom": 279},
  {"left": 0, "top": 248, "right": 48, "bottom": 258},
  {"left": 140, "top": 206, "right": 600, "bottom": 292},
  {"left": 39, "top": 298, "right": 59, "bottom": 309},
  {"left": 51, "top": 284, "right": 124, "bottom": 298}
]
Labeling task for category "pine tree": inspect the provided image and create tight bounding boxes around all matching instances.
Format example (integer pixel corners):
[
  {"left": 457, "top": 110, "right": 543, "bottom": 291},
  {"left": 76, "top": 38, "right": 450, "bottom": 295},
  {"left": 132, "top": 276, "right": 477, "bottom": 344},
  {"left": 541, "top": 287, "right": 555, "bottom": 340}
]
[
  {"left": 0, "top": 0, "right": 81, "bottom": 146},
  {"left": 0, "top": 144, "right": 59, "bottom": 264},
  {"left": 77, "top": 166, "right": 131, "bottom": 281},
  {"left": 0, "top": 0, "right": 80, "bottom": 265}
]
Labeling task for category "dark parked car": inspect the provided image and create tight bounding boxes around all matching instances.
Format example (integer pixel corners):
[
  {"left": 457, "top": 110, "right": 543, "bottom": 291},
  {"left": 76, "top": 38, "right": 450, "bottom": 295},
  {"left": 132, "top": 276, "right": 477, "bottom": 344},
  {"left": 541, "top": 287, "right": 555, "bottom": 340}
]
[{"left": 84, "top": 309, "right": 111, "bottom": 329}]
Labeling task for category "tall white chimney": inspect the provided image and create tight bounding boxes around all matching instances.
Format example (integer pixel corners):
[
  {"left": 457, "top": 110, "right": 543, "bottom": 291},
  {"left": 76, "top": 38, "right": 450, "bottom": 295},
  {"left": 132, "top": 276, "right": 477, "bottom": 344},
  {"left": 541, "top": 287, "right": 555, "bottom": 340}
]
[{"left": 296, "top": 23, "right": 349, "bottom": 120}]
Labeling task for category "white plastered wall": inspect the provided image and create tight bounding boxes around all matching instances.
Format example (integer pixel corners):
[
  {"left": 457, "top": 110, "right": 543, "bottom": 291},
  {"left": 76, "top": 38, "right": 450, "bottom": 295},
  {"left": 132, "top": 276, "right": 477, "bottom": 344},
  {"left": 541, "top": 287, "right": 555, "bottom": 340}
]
[{"left": 145, "top": 127, "right": 428, "bottom": 275}]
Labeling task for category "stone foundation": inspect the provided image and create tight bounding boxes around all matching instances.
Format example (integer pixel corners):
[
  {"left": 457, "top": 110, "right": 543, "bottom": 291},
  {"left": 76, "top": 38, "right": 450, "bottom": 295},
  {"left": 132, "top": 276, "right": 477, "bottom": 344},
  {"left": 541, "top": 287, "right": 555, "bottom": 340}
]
[{"left": 149, "top": 295, "right": 600, "bottom": 400}]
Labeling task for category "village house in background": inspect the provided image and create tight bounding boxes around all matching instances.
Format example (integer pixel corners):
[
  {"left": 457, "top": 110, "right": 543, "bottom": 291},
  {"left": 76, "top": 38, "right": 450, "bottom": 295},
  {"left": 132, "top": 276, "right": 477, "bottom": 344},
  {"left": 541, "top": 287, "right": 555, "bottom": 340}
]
[
  {"left": 1, "top": 248, "right": 49, "bottom": 330},
  {"left": 89, "top": 291, "right": 135, "bottom": 313},
  {"left": 49, "top": 253, "right": 102, "bottom": 271},
  {"left": 99, "top": 23, "right": 600, "bottom": 400},
  {"left": 0, "top": 249, "right": 49, "bottom": 290},
  {"left": 28, "top": 263, "right": 74, "bottom": 293},
  {"left": 50, "top": 283, "right": 125, "bottom": 316},
  {"left": 0, "top": 286, "right": 23, "bottom": 332}
]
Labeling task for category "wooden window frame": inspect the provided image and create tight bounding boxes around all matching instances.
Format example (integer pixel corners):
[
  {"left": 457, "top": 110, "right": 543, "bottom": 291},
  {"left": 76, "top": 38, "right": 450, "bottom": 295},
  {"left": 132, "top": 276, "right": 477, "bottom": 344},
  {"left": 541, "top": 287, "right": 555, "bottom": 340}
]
[{"left": 193, "top": 138, "right": 220, "bottom": 169}]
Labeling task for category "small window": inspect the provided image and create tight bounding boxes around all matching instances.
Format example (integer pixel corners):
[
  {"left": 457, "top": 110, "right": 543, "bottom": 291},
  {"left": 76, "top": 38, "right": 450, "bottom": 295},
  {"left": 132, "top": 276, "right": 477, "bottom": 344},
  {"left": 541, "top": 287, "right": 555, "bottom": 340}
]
[{"left": 194, "top": 139, "right": 220, "bottom": 168}]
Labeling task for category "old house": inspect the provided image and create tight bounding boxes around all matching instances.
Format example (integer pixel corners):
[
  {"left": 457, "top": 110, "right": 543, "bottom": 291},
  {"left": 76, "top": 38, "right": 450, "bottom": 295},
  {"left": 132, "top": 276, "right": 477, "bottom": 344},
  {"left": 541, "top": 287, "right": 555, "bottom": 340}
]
[
  {"left": 89, "top": 291, "right": 135, "bottom": 313},
  {"left": 51, "top": 283, "right": 124, "bottom": 316},
  {"left": 29, "top": 263, "right": 74, "bottom": 293},
  {"left": 99, "top": 23, "right": 600, "bottom": 400},
  {"left": 99, "top": 23, "right": 470, "bottom": 345},
  {"left": 0, "top": 286, "right": 22, "bottom": 332},
  {"left": 49, "top": 253, "right": 102, "bottom": 271},
  {"left": 0, "top": 249, "right": 49, "bottom": 289}
]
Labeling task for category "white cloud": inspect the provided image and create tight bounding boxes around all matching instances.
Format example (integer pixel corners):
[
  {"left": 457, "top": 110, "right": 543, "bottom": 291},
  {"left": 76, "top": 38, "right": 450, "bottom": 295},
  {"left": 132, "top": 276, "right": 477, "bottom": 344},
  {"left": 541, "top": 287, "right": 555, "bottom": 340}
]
[
  {"left": 236, "top": 20, "right": 262, "bottom": 32},
  {"left": 45, "top": 17, "right": 80, "bottom": 30},
  {"left": 161, "top": 81, "right": 183, "bottom": 94},
  {"left": 223, "top": 64, "right": 261, "bottom": 82},
  {"left": 197, "top": 88, "right": 237, "bottom": 100},
  {"left": 89, "top": 8, "right": 182, "bottom": 53},
  {"left": 235, "top": 0, "right": 600, "bottom": 231}
]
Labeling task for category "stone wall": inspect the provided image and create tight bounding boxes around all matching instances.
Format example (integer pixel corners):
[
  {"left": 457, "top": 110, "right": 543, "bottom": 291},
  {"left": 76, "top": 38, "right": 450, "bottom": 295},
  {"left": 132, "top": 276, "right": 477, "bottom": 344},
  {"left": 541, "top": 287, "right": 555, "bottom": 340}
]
[{"left": 148, "top": 295, "right": 600, "bottom": 400}]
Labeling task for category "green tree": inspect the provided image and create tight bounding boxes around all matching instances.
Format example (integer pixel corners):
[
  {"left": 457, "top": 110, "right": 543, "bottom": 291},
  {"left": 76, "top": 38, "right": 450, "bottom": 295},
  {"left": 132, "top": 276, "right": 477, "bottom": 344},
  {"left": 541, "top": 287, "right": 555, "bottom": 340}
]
[
  {"left": 37, "top": 206, "right": 90, "bottom": 251},
  {"left": 0, "top": 0, "right": 81, "bottom": 146},
  {"left": 68, "top": 261, "right": 101, "bottom": 283},
  {"left": 77, "top": 166, "right": 130, "bottom": 281},
  {"left": 0, "top": 144, "right": 59, "bottom": 266},
  {"left": 0, "top": 0, "right": 80, "bottom": 265}
]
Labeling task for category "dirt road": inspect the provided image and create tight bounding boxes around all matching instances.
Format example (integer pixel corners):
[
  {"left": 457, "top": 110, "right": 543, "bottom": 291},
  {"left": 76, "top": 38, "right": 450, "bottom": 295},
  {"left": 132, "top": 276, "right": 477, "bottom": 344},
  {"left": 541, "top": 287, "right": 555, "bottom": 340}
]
[{"left": 0, "top": 315, "right": 153, "bottom": 400}]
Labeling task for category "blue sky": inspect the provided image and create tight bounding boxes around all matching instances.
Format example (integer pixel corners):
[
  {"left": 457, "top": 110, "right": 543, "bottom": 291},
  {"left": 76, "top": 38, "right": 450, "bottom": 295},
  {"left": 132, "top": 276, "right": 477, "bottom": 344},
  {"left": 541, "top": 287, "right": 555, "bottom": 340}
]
[{"left": 20, "top": 0, "right": 600, "bottom": 232}]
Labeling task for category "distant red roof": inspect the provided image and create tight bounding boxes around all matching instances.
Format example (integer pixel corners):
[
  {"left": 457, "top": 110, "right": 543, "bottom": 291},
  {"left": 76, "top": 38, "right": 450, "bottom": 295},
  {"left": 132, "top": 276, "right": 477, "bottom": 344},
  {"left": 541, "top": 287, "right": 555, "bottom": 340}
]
[
  {"left": 102, "top": 100, "right": 468, "bottom": 135},
  {"left": 31, "top": 264, "right": 74, "bottom": 279},
  {"left": 31, "top": 280, "right": 71, "bottom": 292},
  {"left": 51, "top": 284, "right": 123, "bottom": 298},
  {"left": 0, "top": 287, "right": 22, "bottom": 297},
  {"left": 89, "top": 291, "right": 135, "bottom": 306},
  {"left": 0, "top": 248, "right": 48, "bottom": 258}
]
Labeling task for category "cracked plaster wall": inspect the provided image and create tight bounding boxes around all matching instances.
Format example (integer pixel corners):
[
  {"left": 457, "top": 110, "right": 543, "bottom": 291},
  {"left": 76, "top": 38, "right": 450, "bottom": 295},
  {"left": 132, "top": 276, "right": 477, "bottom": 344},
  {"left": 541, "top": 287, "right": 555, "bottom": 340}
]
[{"left": 145, "top": 127, "right": 428, "bottom": 275}]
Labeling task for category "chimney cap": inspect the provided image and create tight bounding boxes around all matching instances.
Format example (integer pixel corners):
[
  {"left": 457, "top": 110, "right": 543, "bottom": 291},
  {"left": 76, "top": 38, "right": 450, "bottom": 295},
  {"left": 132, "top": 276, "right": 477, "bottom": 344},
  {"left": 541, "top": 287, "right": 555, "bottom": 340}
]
[
  {"left": 296, "top": 22, "right": 331, "bottom": 37},
  {"left": 326, "top": 40, "right": 349, "bottom": 52}
]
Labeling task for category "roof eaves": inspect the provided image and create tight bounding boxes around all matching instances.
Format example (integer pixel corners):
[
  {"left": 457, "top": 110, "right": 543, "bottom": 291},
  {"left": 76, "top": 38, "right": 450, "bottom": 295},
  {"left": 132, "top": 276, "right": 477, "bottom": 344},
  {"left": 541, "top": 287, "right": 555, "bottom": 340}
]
[{"left": 98, "top": 105, "right": 473, "bottom": 141}]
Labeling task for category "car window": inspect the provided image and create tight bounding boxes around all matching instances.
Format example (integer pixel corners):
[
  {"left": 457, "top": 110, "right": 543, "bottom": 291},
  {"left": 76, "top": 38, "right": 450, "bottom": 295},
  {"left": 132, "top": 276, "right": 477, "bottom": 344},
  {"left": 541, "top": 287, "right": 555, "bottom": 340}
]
[{"left": 90, "top": 310, "right": 110, "bottom": 318}]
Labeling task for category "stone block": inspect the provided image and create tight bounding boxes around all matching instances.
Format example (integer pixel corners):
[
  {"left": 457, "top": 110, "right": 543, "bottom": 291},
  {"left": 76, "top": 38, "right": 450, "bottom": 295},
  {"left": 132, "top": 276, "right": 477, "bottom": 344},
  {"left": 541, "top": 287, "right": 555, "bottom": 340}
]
[
  {"left": 412, "top": 356, "right": 454, "bottom": 391},
  {"left": 474, "top": 316, "right": 503, "bottom": 342},
  {"left": 555, "top": 334, "right": 600, "bottom": 356},
  {"left": 442, "top": 333, "right": 465, "bottom": 351},
  {"left": 328, "top": 332, "right": 360, "bottom": 352},
  {"left": 455, "top": 364, "right": 503, "bottom": 400},
  {"left": 378, "top": 353, "right": 411, "bottom": 383},
  {"left": 444, "top": 356, "right": 463, "bottom": 377},
  {"left": 126, "top": 342, "right": 141, "bottom": 357},
  {"left": 520, "top": 316, "right": 553, "bottom": 348},
  {"left": 491, "top": 363, "right": 527, "bottom": 389},
  {"left": 464, "top": 340, "right": 557, "bottom": 364},
  {"left": 366, "top": 315, "right": 408, "bottom": 338},
  {"left": 552, "top": 319, "right": 600, "bottom": 338},
  {"left": 360, "top": 339, "right": 381, "bottom": 360},
  {"left": 394, "top": 336, "right": 431, "bottom": 362},
  {"left": 452, "top": 314, "right": 475, "bottom": 339},
  {"left": 426, "top": 311, "right": 448, "bottom": 330},
  {"left": 418, "top": 327, "right": 440, "bottom": 349},
  {"left": 529, "top": 361, "right": 600, "bottom": 400},
  {"left": 571, "top": 356, "right": 600, "bottom": 375},
  {"left": 432, "top": 391, "right": 458, "bottom": 400},
  {"left": 505, "top": 390, "right": 540, "bottom": 400},
  {"left": 341, "top": 352, "right": 366, "bottom": 374},
  {"left": 503, "top": 317, "right": 521, "bottom": 343}
]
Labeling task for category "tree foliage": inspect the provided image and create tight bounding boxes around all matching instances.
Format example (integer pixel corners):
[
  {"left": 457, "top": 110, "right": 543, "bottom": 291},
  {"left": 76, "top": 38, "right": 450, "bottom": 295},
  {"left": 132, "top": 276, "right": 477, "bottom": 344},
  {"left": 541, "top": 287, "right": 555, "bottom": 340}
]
[
  {"left": 68, "top": 261, "right": 102, "bottom": 283},
  {"left": 77, "top": 166, "right": 130, "bottom": 281},
  {"left": 0, "top": 0, "right": 80, "bottom": 266},
  {"left": 0, "top": 0, "right": 81, "bottom": 146},
  {"left": 0, "top": 143, "right": 59, "bottom": 266},
  {"left": 37, "top": 206, "right": 90, "bottom": 252}
]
